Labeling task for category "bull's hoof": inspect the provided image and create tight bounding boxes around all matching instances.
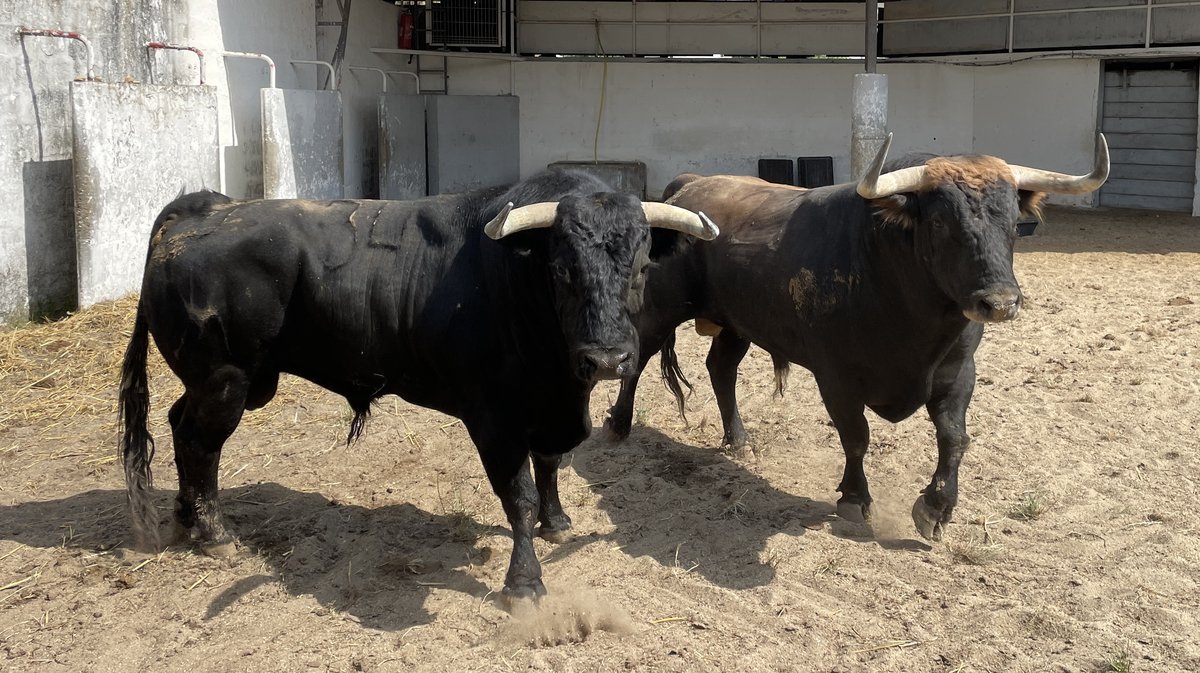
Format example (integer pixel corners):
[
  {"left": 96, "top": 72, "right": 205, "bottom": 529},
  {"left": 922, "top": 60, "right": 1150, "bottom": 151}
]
[
  {"left": 912, "top": 496, "right": 947, "bottom": 542},
  {"left": 201, "top": 538, "right": 240, "bottom": 558},
  {"left": 537, "top": 524, "right": 574, "bottom": 544},
  {"left": 836, "top": 499, "right": 873, "bottom": 523},
  {"left": 720, "top": 427, "right": 749, "bottom": 451},
  {"left": 602, "top": 411, "right": 632, "bottom": 442},
  {"left": 170, "top": 521, "right": 192, "bottom": 545},
  {"left": 175, "top": 522, "right": 240, "bottom": 557},
  {"left": 498, "top": 580, "right": 548, "bottom": 612}
]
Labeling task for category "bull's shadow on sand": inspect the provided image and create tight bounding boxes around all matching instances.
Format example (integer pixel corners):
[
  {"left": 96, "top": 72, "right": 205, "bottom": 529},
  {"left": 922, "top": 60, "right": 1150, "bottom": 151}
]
[
  {"left": 0, "top": 427, "right": 926, "bottom": 631},
  {"left": 0, "top": 484, "right": 506, "bottom": 631},
  {"left": 567, "top": 425, "right": 929, "bottom": 590}
]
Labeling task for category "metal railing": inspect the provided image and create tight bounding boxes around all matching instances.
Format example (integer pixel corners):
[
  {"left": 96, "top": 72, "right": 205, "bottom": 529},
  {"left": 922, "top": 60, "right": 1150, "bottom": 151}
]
[
  {"left": 876, "top": 0, "right": 1200, "bottom": 52},
  {"left": 514, "top": 0, "right": 1200, "bottom": 58}
]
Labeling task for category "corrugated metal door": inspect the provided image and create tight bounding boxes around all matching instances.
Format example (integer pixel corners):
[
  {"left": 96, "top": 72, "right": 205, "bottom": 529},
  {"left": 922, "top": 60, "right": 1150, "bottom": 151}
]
[{"left": 1100, "top": 62, "right": 1198, "bottom": 213}]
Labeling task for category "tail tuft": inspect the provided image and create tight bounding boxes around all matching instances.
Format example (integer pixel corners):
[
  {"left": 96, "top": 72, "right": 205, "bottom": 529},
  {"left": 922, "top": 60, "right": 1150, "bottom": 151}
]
[
  {"left": 659, "top": 331, "right": 694, "bottom": 423},
  {"left": 119, "top": 309, "right": 160, "bottom": 550},
  {"left": 771, "top": 353, "right": 790, "bottom": 399}
]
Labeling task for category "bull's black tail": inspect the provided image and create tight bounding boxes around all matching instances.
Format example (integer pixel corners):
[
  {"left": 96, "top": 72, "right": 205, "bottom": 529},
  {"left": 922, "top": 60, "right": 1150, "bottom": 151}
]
[
  {"left": 771, "top": 352, "right": 791, "bottom": 399},
  {"left": 659, "top": 331, "right": 694, "bottom": 422},
  {"left": 118, "top": 307, "right": 159, "bottom": 550}
]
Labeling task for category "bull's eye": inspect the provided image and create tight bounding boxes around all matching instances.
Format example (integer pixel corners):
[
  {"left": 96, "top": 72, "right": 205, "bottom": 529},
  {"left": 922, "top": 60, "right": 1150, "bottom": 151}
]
[{"left": 550, "top": 262, "right": 571, "bottom": 283}]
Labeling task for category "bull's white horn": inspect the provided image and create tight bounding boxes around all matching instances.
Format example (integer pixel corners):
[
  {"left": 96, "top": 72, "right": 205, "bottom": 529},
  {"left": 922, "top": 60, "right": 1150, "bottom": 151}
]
[
  {"left": 1008, "top": 133, "right": 1110, "bottom": 194},
  {"left": 642, "top": 203, "right": 720, "bottom": 241},
  {"left": 856, "top": 133, "right": 928, "bottom": 199},
  {"left": 484, "top": 202, "right": 560, "bottom": 240}
]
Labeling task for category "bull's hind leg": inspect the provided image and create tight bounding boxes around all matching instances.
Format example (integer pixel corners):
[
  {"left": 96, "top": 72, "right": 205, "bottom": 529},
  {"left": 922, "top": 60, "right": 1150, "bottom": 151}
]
[
  {"left": 604, "top": 321, "right": 679, "bottom": 439},
  {"left": 706, "top": 329, "right": 752, "bottom": 450},
  {"left": 170, "top": 365, "right": 249, "bottom": 556},
  {"left": 531, "top": 452, "right": 572, "bottom": 543}
]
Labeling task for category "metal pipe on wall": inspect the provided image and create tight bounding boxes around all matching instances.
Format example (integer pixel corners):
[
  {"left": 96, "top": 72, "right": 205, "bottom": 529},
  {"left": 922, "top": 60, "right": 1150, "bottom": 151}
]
[
  {"left": 17, "top": 28, "right": 97, "bottom": 81},
  {"left": 347, "top": 66, "right": 421, "bottom": 94},
  {"left": 221, "top": 50, "right": 277, "bottom": 89},
  {"left": 290, "top": 59, "right": 337, "bottom": 90},
  {"left": 146, "top": 41, "right": 206, "bottom": 84}
]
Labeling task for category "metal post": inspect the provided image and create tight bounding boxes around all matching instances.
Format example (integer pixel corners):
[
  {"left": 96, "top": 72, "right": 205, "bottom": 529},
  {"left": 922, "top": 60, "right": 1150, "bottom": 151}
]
[
  {"left": 17, "top": 28, "right": 96, "bottom": 81},
  {"left": 146, "top": 41, "right": 206, "bottom": 84},
  {"left": 865, "top": 0, "right": 878, "bottom": 73},
  {"left": 756, "top": 0, "right": 762, "bottom": 58},
  {"left": 1008, "top": 0, "right": 1016, "bottom": 53},
  {"left": 1145, "top": 3, "right": 1153, "bottom": 49},
  {"left": 851, "top": 73, "right": 888, "bottom": 181},
  {"left": 632, "top": 0, "right": 638, "bottom": 58}
]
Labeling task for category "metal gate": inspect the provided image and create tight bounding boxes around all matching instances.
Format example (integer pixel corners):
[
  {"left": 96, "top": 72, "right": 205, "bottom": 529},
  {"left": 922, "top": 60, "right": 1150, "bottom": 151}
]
[{"left": 1099, "top": 61, "right": 1198, "bottom": 213}]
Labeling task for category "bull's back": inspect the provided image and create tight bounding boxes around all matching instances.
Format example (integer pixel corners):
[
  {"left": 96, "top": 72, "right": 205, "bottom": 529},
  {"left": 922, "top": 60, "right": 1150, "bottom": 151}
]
[
  {"left": 666, "top": 175, "right": 807, "bottom": 239},
  {"left": 657, "top": 174, "right": 857, "bottom": 364},
  {"left": 140, "top": 193, "right": 479, "bottom": 407}
]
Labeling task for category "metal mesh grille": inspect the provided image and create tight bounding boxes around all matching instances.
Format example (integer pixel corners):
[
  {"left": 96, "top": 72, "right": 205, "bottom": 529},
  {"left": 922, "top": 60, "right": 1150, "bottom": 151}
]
[{"left": 427, "top": 0, "right": 504, "bottom": 48}]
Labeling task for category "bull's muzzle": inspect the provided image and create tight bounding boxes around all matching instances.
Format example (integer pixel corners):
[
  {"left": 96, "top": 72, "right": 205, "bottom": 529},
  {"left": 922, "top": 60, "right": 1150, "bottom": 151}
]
[
  {"left": 581, "top": 348, "right": 633, "bottom": 381},
  {"left": 965, "top": 288, "right": 1022, "bottom": 323}
]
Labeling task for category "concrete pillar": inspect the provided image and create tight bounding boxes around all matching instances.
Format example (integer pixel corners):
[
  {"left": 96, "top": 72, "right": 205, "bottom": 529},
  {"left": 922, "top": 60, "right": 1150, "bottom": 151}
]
[{"left": 851, "top": 73, "right": 888, "bottom": 181}]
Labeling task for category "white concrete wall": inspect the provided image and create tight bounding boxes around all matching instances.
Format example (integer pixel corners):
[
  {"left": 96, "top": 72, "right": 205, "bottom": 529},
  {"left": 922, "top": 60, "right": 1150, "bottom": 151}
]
[
  {"left": 317, "top": 0, "right": 402, "bottom": 198},
  {"left": 0, "top": 0, "right": 1137, "bottom": 324},
  {"left": 974, "top": 59, "right": 1103, "bottom": 207},
  {"left": 1, "top": 0, "right": 193, "bottom": 322},
  {"left": 452, "top": 60, "right": 977, "bottom": 198},
  {"left": 448, "top": 58, "right": 1105, "bottom": 202},
  {"left": 184, "top": 1, "right": 318, "bottom": 199}
]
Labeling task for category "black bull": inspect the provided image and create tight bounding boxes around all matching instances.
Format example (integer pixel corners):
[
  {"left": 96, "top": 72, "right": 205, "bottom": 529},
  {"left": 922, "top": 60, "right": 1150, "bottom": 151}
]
[
  {"left": 118, "top": 169, "right": 717, "bottom": 600},
  {"left": 603, "top": 135, "right": 1109, "bottom": 541}
]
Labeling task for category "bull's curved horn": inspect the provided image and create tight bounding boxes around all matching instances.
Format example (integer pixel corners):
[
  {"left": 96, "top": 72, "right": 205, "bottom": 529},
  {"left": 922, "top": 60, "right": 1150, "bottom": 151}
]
[
  {"left": 484, "top": 201, "right": 560, "bottom": 240},
  {"left": 642, "top": 203, "right": 720, "bottom": 240},
  {"left": 856, "top": 133, "right": 928, "bottom": 199},
  {"left": 1008, "top": 133, "right": 1109, "bottom": 194}
]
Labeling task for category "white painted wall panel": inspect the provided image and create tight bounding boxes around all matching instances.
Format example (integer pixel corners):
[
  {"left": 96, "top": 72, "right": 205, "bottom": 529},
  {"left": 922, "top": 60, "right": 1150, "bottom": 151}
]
[
  {"left": 510, "top": 61, "right": 977, "bottom": 198},
  {"left": 973, "top": 59, "right": 1103, "bottom": 207},
  {"left": 71, "top": 82, "right": 219, "bottom": 308}
]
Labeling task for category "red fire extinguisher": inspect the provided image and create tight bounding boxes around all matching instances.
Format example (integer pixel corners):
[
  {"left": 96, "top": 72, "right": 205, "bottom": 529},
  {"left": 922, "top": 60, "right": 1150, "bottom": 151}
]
[{"left": 398, "top": 12, "right": 414, "bottom": 49}]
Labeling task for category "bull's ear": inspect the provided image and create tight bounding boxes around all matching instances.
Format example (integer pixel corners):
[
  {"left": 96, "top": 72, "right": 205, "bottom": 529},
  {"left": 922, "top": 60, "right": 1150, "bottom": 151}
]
[
  {"left": 870, "top": 194, "right": 917, "bottom": 229},
  {"left": 1018, "top": 190, "right": 1048, "bottom": 220},
  {"left": 649, "top": 228, "right": 694, "bottom": 261}
]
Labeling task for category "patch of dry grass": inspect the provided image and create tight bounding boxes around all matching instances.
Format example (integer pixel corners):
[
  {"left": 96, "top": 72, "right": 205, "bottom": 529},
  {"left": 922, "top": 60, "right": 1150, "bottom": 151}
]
[
  {"left": 0, "top": 296, "right": 349, "bottom": 448},
  {"left": 1007, "top": 491, "right": 1048, "bottom": 522}
]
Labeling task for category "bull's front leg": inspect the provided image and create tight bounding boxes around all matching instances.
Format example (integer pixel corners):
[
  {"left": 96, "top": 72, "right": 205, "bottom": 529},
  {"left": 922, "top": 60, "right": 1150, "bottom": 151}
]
[
  {"left": 914, "top": 359, "right": 976, "bottom": 542},
  {"left": 472, "top": 431, "right": 545, "bottom": 601}
]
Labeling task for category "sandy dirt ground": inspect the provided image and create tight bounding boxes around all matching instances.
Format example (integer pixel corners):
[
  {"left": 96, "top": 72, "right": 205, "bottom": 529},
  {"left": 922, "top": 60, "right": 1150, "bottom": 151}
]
[{"left": 1, "top": 206, "right": 1198, "bottom": 673}]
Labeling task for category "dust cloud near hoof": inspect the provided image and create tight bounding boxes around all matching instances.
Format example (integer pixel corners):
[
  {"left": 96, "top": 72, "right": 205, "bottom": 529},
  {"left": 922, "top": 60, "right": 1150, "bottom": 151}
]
[{"left": 500, "top": 590, "right": 637, "bottom": 647}]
